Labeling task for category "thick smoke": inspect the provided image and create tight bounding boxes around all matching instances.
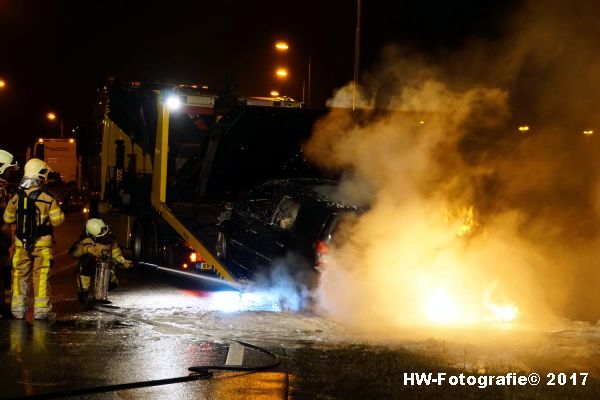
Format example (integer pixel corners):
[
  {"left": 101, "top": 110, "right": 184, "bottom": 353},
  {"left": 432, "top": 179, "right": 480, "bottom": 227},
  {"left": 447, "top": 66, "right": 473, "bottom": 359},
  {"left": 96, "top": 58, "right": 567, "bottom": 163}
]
[{"left": 306, "top": 0, "right": 600, "bottom": 327}]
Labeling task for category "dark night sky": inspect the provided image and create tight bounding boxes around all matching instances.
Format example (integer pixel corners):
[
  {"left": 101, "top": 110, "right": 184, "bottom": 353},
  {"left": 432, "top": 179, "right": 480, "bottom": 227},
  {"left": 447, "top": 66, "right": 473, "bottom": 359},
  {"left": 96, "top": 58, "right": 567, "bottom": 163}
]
[{"left": 0, "top": 0, "right": 518, "bottom": 159}]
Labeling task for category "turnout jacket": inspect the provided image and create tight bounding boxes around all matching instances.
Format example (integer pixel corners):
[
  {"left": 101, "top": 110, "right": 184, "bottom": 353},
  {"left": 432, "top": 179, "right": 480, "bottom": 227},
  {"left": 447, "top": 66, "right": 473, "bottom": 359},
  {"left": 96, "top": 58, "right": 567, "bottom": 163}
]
[
  {"left": 70, "top": 236, "right": 131, "bottom": 267},
  {"left": 3, "top": 188, "right": 64, "bottom": 248}
]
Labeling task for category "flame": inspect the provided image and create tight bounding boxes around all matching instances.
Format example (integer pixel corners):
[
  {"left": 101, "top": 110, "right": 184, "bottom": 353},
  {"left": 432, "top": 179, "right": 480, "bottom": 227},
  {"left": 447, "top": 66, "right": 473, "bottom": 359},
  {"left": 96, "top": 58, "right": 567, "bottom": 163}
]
[
  {"left": 425, "top": 288, "right": 460, "bottom": 323},
  {"left": 423, "top": 286, "right": 519, "bottom": 325},
  {"left": 419, "top": 208, "right": 519, "bottom": 325},
  {"left": 487, "top": 303, "right": 519, "bottom": 322},
  {"left": 457, "top": 206, "right": 476, "bottom": 237},
  {"left": 444, "top": 206, "right": 478, "bottom": 237},
  {"left": 483, "top": 286, "right": 519, "bottom": 322}
]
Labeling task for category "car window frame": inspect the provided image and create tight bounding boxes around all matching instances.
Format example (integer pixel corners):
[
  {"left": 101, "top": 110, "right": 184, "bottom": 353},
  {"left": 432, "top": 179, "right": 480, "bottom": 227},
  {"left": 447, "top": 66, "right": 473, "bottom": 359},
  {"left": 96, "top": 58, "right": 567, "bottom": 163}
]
[
  {"left": 238, "top": 184, "right": 278, "bottom": 222},
  {"left": 271, "top": 195, "right": 301, "bottom": 232}
]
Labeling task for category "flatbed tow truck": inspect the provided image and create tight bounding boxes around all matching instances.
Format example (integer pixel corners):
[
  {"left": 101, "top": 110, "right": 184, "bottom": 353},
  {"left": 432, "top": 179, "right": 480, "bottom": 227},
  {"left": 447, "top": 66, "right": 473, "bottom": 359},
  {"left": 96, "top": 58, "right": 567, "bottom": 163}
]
[{"left": 94, "top": 80, "right": 324, "bottom": 288}]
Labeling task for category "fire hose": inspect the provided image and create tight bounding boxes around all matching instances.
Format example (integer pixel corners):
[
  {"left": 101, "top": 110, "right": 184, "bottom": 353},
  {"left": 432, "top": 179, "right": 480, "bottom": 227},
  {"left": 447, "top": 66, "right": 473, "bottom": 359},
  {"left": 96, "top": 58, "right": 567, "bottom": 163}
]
[{"left": 5, "top": 340, "right": 281, "bottom": 400}]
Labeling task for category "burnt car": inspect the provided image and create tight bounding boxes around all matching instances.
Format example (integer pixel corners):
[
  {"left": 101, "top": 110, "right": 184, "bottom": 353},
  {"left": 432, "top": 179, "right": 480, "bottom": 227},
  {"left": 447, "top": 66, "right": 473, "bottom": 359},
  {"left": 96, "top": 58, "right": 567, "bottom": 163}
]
[{"left": 215, "top": 179, "right": 361, "bottom": 281}]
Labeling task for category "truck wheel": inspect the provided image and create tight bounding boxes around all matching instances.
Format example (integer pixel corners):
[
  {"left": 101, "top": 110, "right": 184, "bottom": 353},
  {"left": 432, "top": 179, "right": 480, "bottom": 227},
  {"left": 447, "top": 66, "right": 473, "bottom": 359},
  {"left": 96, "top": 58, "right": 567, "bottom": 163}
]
[
  {"left": 216, "top": 231, "right": 227, "bottom": 260},
  {"left": 132, "top": 220, "right": 158, "bottom": 266},
  {"left": 144, "top": 220, "right": 158, "bottom": 262},
  {"left": 132, "top": 222, "right": 145, "bottom": 265}
]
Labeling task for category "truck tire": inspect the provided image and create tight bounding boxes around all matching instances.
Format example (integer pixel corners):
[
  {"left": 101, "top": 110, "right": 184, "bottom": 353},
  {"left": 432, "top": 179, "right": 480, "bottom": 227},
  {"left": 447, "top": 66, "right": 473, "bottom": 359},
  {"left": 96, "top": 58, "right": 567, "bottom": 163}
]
[
  {"left": 132, "top": 219, "right": 158, "bottom": 265},
  {"left": 131, "top": 222, "right": 144, "bottom": 265}
]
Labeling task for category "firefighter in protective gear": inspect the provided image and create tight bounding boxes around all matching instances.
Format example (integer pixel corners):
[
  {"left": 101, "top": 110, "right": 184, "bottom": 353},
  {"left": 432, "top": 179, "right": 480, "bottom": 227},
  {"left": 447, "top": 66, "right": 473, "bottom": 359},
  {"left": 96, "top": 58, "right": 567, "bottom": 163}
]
[
  {"left": 3, "top": 158, "right": 64, "bottom": 320},
  {"left": 0, "top": 149, "right": 17, "bottom": 317},
  {"left": 0, "top": 149, "right": 18, "bottom": 175},
  {"left": 69, "top": 218, "right": 132, "bottom": 302}
]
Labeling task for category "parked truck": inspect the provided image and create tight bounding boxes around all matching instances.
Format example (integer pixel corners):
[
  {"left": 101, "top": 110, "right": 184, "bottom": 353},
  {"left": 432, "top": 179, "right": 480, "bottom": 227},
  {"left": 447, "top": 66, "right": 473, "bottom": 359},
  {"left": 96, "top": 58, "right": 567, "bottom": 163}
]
[
  {"left": 93, "top": 80, "right": 325, "bottom": 287},
  {"left": 29, "top": 138, "right": 80, "bottom": 185}
]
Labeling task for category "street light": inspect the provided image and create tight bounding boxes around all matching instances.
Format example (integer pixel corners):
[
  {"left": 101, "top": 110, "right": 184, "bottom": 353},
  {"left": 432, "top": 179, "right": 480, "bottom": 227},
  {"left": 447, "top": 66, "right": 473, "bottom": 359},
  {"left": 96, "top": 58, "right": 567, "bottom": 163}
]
[
  {"left": 46, "top": 112, "right": 64, "bottom": 138},
  {"left": 275, "top": 68, "right": 288, "bottom": 78},
  {"left": 270, "top": 90, "right": 280, "bottom": 97},
  {"left": 275, "top": 41, "right": 289, "bottom": 51},
  {"left": 0, "top": 79, "right": 6, "bottom": 89},
  {"left": 273, "top": 41, "right": 312, "bottom": 106}
]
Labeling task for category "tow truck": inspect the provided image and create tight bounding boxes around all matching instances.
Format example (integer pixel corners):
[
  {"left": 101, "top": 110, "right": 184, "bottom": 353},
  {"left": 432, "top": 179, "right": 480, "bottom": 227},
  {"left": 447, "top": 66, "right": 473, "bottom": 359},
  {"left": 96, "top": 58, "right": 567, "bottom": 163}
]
[{"left": 94, "top": 80, "right": 324, "bottom": 287}]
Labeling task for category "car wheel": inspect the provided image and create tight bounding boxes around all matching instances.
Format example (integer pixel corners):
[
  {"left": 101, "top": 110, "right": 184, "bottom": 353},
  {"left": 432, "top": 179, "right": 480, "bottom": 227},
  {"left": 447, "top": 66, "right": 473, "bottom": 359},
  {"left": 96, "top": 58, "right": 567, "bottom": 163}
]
[{"left": 216, "top": 231, "right": 227, "bottom": 260}]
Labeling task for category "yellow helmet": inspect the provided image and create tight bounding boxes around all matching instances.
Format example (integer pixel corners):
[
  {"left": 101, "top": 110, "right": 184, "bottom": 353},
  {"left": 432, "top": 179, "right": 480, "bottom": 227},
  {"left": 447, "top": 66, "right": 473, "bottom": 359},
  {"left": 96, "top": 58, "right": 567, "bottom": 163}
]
[
  {"left": 0, "top": 149, "right": 16, "bottom": 175},
  {"left": 86, "top": 218, "right": 109, "bottom": 238},
  {"left": 24, "top": 158, "right": 50, "bottom": 182}
]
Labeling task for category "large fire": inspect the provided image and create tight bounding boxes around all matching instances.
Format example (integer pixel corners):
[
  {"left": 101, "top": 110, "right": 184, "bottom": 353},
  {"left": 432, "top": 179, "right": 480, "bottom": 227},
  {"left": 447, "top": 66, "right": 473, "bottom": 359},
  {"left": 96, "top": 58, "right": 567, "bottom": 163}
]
[
  {"left": 420, "top": 206, "right": 520, "bottom": 325},
  {"left": 308, "top": 0, "right": 600, "bottom": 330},
  {"left": 424, "top": 286, "right": 519, "bottom": 325}
]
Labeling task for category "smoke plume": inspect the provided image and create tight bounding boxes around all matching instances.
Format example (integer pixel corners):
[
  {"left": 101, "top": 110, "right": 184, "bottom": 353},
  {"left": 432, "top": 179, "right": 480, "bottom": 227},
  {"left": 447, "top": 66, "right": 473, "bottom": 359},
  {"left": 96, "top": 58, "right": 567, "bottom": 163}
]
[{"left": 306, "top": 0, "right": 600, "bottom": 328}]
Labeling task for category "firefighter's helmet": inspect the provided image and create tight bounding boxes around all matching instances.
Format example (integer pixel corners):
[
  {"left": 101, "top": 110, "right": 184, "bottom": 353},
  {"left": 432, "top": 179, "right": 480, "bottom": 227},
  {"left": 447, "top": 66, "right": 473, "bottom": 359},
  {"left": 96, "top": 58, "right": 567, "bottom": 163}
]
[
  {"left": 23, "top": 158, "right": 50, "bottom": 182},
  {"left": 86, "top": 218, "right": 109, "bottom": 239},
  {"left": 0, "top": 149, "right": 16, "bottom": 175}
]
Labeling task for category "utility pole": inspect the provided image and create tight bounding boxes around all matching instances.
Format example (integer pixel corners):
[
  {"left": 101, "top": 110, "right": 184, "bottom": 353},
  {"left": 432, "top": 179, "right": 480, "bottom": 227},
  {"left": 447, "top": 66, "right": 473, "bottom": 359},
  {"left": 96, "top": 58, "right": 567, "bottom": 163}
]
[{"left": 352, "top": 0, "right": 362, "bottom": 110}]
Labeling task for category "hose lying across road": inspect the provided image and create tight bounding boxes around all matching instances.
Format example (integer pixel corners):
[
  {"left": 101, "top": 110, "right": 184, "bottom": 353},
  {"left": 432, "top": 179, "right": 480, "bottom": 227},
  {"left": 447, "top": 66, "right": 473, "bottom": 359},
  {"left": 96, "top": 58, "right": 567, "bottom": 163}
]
[{"left": 6, "top": 340, "right": 281, "bottom": 400}]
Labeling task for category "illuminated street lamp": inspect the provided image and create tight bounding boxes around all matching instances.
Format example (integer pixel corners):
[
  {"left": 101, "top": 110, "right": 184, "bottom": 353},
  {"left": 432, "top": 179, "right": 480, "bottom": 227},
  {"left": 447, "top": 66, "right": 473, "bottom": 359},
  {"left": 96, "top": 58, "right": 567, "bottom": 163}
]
[
  {"left": 518, "top": 126, "right": 530, "bottom": 133},
  {"left": 270, "top": 90, "right": 280, "bottom": 97},
  {"left": 275, "top": 68, "right": 288, "bottom": 78},
  {"left": 583, "top": 130, "right": 594, "bottom": 136},
  {"left": 273, "top": 41, "right": 313, "bottom": 106},
  {"left": 275, "top": 41, "right": 289, "bottom": 51},
  {"left": 46, "top": 112, "right": 64, "bottom": 138},
  {"left": 0, "top": 79, "right": 6, "bottom": 89}
]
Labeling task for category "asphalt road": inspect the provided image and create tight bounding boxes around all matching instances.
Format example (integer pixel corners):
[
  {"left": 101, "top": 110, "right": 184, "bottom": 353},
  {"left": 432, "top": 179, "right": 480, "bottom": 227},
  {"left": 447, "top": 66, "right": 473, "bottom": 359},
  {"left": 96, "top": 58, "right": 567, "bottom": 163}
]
[{"left": 0, "top": 214, "right": 599, "bottom": 399}]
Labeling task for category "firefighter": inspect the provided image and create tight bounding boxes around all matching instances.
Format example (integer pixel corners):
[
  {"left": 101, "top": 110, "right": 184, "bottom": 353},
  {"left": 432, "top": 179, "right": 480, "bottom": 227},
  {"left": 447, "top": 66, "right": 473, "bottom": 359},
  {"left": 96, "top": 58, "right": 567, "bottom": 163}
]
[
  {"left": 69, "top": 218, "right": 132, "bottom": 303},
  {"left": 0, "top": 149, "right": 17, "bottom": 317},
  {"left": 3, "top": 158, "right": 65, "bottom": 320}
]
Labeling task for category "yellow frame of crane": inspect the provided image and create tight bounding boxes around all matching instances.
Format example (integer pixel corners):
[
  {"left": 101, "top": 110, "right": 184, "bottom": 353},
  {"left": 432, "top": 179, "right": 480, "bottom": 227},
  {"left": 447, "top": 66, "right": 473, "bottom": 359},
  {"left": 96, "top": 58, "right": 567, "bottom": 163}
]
[{"left": 150, "top": 100, "right": 236, "bottom": 283}]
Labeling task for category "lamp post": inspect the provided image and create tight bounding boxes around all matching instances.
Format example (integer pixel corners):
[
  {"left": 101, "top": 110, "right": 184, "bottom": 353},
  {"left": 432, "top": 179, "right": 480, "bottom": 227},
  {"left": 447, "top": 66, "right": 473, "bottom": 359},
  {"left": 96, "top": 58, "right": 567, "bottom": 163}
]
[
  {"left": 46, "top": 112, "right": 64, "bottom": 138},
  {"left": 0, "top": 79, "right": 6, "bottom": 89},
  {"left": 274, "top": 41, "right": 312, "bottom": 106},
  {"left": 352, "top": 0, "right": 362, "bottom": 110}
]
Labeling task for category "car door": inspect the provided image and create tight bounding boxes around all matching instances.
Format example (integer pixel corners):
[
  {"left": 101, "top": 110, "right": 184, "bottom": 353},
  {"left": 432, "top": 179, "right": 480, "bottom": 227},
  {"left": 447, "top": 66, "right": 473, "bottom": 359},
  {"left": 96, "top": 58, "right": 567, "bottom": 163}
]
[
  {"left": 227, "top": 184, "right": 276, "bottom": 272},
  {"left": 252, "top": 195, "right": 301, "bottom": 266}
]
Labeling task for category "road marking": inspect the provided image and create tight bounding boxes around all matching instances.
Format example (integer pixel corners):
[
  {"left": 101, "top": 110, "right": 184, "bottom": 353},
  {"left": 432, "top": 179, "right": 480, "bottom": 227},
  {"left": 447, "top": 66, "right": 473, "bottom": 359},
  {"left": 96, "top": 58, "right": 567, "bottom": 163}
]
[{"left": 225, "top": 342, "right": 245, "bottom": 366}]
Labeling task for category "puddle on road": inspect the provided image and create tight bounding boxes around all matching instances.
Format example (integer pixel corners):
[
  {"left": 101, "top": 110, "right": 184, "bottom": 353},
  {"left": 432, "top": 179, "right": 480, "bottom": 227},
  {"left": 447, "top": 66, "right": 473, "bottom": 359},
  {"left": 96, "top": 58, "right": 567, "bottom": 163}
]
[{"left": 51, "top": 318, "right": 140, "bottom": 331}]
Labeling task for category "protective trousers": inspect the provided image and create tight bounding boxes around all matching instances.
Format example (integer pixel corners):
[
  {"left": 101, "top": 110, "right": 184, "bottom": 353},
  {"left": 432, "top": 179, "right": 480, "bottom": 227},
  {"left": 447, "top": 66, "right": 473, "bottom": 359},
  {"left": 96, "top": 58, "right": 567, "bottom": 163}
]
[
  {"left": 12, "top": 246, "right": 53, "bottom": 319},
  {"left": 78, "top": 262, "right": 118, "bottom": 293},
  {"left": 0, "top": 256, "right": 11, "bottom": 313}
]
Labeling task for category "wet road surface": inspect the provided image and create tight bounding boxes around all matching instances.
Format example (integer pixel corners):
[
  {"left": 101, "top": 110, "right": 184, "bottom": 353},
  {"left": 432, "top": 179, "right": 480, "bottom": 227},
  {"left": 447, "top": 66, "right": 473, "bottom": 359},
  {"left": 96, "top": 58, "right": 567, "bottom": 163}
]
[{"left": 1, "top": 214, "right": 600, "bottom": 399}]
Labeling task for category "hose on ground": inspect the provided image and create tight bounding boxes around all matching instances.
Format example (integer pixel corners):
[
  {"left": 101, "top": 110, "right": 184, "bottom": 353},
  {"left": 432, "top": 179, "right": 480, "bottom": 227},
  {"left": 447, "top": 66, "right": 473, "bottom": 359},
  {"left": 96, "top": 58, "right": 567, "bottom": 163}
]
[{"left": 6, "top": 340, "right": 281, "bottom": 400}]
